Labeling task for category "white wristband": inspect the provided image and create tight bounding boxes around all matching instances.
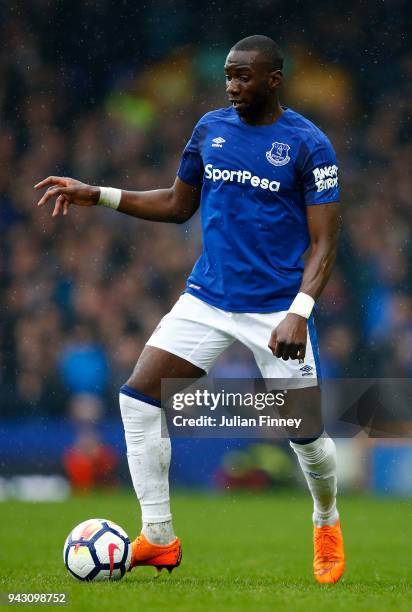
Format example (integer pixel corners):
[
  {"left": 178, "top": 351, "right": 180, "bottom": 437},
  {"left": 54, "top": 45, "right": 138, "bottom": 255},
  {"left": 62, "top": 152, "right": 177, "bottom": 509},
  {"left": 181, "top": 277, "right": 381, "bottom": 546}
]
[
  {"left": 288, "top": 292, "right": 315, "bottom": 319},
  {"left": 98, "top": 186, "right": 122, "bottom": 210}
]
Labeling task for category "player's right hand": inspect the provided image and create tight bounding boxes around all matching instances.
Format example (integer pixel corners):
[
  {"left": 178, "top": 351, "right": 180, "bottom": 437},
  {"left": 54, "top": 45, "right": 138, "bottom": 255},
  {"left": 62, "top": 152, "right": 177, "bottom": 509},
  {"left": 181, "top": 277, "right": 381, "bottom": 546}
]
[{"left": 34, "top": 176, "right": 100, "bottom": 217}]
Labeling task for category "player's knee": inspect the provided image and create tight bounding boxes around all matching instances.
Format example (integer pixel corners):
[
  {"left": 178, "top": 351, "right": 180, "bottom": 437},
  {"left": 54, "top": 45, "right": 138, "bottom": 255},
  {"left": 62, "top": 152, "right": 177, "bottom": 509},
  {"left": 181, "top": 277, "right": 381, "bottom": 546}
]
[
  {"left": 123, "top": 374, "right": 162, "bottom": 402},
  {"left": 120, "top": 382, "right": 162, "bottom": 407}
]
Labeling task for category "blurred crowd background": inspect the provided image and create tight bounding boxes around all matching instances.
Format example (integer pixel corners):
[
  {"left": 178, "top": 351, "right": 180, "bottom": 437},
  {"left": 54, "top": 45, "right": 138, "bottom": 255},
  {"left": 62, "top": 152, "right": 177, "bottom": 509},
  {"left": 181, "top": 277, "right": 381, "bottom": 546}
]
[{"left": 1, "top": 0, "right": 411, "bottom": 430}]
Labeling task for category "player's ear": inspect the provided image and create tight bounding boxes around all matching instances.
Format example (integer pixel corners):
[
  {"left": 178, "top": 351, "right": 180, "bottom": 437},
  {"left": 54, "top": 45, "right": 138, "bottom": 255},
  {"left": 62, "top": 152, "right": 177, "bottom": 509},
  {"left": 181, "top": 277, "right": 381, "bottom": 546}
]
[{"left": 269, "top": 69, "right": 283, "bottom": 90}]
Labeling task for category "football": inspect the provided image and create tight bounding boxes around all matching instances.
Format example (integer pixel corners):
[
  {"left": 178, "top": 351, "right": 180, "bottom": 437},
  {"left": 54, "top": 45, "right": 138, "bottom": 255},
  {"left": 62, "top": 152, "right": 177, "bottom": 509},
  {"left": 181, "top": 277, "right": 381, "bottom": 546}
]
[{"left": 63, "top": 518, "right": 131, "bottom": 581}]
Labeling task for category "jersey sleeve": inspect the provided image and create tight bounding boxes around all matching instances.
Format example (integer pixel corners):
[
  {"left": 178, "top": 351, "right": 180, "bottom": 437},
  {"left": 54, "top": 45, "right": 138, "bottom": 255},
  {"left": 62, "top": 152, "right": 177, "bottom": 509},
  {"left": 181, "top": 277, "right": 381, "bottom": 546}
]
[
  {"left": 177, "top": 123, "right": 204, "bottom": 186},
  {"left": 297, "top": 137, "right": 340, "bottom": 205}
]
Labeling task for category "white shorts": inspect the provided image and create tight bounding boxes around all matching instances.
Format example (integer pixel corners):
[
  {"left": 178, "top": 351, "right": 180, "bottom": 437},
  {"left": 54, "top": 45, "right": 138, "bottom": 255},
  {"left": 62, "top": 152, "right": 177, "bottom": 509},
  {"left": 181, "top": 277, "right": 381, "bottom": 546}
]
[{"left": 146, "top": 293, "right": 320, "bottom": 385}]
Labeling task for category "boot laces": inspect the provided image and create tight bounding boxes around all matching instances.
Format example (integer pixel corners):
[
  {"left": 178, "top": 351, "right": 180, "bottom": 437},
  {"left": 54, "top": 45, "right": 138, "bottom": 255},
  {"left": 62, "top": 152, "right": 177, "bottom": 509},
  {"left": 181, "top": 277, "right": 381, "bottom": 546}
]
[{"left": 315, "top": 527, "right": 339, "bottom": 561}]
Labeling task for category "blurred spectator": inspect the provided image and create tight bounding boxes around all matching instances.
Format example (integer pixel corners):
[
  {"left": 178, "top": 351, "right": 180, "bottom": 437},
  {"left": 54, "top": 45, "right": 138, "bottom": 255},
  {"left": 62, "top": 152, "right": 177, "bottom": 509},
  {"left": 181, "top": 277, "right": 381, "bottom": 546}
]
[
  {"left": 58, "top": 323, "right": 109, "bottom": 397},
  {"left": 62, "top": 429, "right": 119, "bottom": 493},
  {"left": 321, "top": 326, "right": 358, "bottom": 378},
  {"left": 214, "top": 443, "right": 294, "bottom": 490},
  {"left": 62, "top": 394, "right": 119, "bottom": 492}
]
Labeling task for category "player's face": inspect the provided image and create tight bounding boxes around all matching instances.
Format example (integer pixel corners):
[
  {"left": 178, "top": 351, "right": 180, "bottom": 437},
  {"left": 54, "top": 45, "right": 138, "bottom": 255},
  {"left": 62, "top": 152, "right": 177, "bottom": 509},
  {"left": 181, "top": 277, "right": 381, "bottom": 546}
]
[{"left": 224, "top": 50, "right": 281, "bottom": 121}]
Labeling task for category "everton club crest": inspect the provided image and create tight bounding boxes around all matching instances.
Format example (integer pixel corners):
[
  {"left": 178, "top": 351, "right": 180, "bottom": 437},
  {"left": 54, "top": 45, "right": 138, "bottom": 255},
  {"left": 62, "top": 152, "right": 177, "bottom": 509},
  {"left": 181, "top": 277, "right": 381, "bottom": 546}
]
[{"left": 266, "top": 142, "right": 291, "bottom": 167}]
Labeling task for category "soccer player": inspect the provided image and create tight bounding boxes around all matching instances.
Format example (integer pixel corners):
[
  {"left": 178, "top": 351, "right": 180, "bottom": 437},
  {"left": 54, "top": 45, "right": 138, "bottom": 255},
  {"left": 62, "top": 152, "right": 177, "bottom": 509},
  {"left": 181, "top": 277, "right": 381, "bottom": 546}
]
[{"left": 35, "top": 35, "right": 344, "bottom": 583}]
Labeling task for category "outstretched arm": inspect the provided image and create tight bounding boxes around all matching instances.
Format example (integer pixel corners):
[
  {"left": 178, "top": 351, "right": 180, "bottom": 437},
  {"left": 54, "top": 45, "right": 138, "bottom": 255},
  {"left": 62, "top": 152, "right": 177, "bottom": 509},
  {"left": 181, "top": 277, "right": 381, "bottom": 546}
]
[
  {"left": 34, "top": 176, "right": 201, "bottom": 224},
  {"left": 268, "top": 202, "right": 340, "bottom": 360}
]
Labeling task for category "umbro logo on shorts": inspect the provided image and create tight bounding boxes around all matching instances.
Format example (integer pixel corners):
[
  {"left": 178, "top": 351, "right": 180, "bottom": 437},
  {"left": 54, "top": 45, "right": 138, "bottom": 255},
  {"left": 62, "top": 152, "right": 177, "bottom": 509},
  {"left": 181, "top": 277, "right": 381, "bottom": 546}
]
[{"left": 300, "top": 364, "right": 313, "bottom": 376}]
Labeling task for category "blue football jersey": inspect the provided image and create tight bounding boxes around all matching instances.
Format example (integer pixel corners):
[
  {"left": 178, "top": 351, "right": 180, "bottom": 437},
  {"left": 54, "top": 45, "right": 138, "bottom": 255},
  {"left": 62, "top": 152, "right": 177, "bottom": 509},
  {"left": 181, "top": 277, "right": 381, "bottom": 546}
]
[{"left": 177, "top": 106, "right": 339, "bottom": 312}]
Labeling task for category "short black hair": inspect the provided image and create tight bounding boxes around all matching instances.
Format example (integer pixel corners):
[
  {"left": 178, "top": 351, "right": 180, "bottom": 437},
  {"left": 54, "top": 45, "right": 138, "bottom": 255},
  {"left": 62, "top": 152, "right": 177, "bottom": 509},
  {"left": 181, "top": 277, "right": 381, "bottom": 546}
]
[{"left": 231, "top": 35, "right": 283, "bottom": 70}]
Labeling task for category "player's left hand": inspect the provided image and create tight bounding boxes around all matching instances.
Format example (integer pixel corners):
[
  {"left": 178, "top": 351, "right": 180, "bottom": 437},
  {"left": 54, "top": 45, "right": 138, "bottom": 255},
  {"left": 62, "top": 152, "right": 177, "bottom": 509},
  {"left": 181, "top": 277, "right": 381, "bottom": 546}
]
[{"left": 268, "top": 313, "right": 307, "bottom": 360}]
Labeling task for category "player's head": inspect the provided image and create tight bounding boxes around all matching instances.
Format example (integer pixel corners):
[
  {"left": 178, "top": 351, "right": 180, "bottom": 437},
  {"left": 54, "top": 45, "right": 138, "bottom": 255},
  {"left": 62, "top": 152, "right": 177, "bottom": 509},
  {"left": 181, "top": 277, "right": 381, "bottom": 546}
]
[{"left": 224, "top": 35, "right": 284, "bottom": 121}]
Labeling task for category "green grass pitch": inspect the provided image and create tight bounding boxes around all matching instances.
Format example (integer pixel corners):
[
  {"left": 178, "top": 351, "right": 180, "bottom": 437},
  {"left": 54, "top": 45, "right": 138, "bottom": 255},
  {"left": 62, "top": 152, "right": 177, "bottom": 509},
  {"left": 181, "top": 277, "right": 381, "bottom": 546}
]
[{"left": 1, "top": 492, "right": 411, "bottom": 611}]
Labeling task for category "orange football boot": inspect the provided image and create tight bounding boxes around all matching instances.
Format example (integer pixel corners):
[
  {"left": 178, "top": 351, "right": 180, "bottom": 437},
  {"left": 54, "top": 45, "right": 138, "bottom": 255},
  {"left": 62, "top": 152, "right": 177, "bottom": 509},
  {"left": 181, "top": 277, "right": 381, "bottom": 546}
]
[
  {"left": 130, "top": 534, "right": 182, "bottom": 575},
  {"left": 313, "top": 520, "right": 345, "bottom": 584}
]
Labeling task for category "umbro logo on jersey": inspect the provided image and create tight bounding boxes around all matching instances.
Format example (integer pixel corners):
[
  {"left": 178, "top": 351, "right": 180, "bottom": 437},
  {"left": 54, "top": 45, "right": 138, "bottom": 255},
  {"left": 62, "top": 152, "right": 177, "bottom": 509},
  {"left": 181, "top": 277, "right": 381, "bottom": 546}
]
[
  {"left": 266, "top": 141, "right": 290, "bottom": 166},
  {"left": 212, "top": 137, "right": 226, "bottom": 148},
  {"left": 300, "top": 364, "right": 313, "bottom": 377}
]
